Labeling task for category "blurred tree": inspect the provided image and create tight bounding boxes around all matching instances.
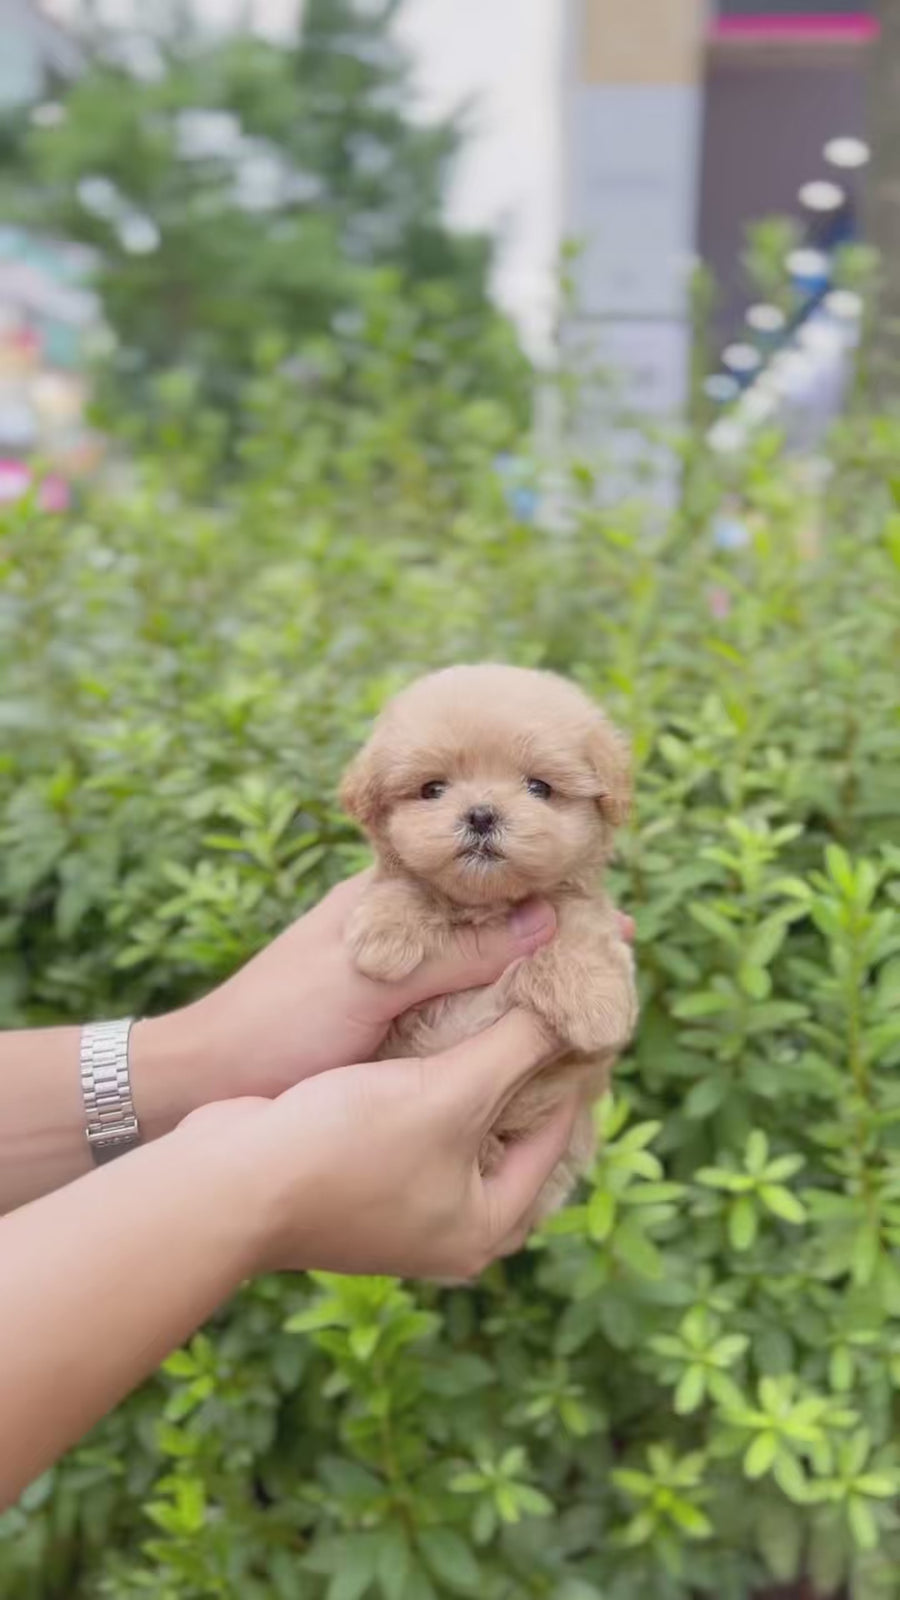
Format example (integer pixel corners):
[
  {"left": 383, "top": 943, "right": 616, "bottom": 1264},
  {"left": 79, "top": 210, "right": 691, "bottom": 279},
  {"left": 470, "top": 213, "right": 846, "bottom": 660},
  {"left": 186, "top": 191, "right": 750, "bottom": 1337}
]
[
  {"left": 865, "top": 0, "right": 900, "bottom": 404},
  {"left": 0, "top": 0, "right": 527, "bottom": 434}
]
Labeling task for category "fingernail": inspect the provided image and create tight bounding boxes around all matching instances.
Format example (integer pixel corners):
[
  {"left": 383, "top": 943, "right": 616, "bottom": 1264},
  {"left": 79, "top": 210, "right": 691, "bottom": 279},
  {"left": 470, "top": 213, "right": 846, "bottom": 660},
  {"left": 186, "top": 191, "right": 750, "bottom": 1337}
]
[{"left": 509, "top": 899, "right": 555, "bottom": 943}]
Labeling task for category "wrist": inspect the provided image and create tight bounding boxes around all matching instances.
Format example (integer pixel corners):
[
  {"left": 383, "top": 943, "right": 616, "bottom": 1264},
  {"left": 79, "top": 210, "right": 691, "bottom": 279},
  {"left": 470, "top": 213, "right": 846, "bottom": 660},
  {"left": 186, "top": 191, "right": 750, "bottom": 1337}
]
[
  {"left": 128, "top": 1006, "right": 213, "bottom": 1142},
  {"left": 170, "top": 1098, "right": 313, "bottom": 1277}
]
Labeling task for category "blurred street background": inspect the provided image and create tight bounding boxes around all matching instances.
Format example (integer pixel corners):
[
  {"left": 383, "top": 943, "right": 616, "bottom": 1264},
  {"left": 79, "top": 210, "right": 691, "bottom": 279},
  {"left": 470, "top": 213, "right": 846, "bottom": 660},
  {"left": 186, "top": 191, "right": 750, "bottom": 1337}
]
[{"left": 1, "top": 0, "right": 896, "bottom": 502}]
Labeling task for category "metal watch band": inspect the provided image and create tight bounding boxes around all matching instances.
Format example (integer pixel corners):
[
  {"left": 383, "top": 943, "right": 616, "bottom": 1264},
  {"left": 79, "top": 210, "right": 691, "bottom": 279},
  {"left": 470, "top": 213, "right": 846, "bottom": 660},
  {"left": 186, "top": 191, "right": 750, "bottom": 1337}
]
[{"left": 80, "top": 1018, "right": 140, "bottom": 1165}]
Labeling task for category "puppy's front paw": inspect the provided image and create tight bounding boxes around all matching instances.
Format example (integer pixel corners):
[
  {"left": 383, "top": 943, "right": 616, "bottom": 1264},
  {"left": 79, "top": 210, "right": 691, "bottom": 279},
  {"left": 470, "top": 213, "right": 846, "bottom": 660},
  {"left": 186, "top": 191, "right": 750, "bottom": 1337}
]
[
  {"left": 564, "top": 989, "right": 637, "bottom": 1056},
  {"left": 512, "top": 946, "right": 638, "bottom": 1058},
  {"left": 346, "top": 912, "right": 426, "bottom": 982}
]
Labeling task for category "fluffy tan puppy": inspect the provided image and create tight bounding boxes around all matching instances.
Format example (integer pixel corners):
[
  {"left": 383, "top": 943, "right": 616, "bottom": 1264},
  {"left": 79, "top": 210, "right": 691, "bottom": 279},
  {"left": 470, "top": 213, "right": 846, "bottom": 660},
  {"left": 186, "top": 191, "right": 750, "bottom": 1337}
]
[{"left": 340, "top": 664, "right": 638, "bottom": 1217}]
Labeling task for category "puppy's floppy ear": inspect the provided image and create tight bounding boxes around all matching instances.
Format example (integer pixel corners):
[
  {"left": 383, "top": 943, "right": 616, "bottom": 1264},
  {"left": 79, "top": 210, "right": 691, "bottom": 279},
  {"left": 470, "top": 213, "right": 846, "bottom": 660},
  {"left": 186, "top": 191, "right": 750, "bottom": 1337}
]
[
  {"left": 585, "top": 712, "right": 632, "bottom": 827},
  {"left": 339, "top": 737, "right": 385, "bottom": 830}
]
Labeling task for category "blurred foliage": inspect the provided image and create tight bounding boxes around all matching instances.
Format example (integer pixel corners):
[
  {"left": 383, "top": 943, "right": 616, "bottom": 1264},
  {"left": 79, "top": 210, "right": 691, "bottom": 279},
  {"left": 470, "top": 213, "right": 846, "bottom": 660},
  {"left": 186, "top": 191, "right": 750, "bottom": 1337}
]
[
  {"left": 741, "top": 217, "right": 803, "bottom": 316},
  {"left": 0, "top": 0, "right": 527, "bottom": 439},
  {"left": 2, "top": 286, "right": 900, "bottom": 1599}
]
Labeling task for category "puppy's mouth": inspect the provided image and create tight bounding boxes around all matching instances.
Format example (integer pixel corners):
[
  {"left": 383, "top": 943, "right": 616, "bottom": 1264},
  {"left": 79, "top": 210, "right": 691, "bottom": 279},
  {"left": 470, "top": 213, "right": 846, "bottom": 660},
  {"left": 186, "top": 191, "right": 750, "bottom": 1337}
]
[{"left": 457, "top": 839, "right": 505, "bottom": 864}]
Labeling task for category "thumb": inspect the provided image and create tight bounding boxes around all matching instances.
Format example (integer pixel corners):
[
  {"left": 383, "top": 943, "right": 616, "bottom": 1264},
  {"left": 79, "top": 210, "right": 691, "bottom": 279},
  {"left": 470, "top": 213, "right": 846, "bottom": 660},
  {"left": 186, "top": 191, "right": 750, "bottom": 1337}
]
[
  {"left": 428, "top": 1009, "right": 558, "bottom": 1129},
  {"left": 482, "top": 1095, "right": 580, "bottom": 1247},
  {"left": 393, "top": 900, "right": 556, "bottom": 1012}
]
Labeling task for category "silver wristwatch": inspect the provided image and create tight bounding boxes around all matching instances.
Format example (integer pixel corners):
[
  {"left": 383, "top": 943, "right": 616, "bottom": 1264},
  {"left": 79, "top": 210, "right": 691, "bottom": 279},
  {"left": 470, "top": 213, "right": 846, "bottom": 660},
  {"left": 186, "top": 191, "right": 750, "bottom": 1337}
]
[{"left": 80, "top": 1018, "right": 141, "bottom": 1164}]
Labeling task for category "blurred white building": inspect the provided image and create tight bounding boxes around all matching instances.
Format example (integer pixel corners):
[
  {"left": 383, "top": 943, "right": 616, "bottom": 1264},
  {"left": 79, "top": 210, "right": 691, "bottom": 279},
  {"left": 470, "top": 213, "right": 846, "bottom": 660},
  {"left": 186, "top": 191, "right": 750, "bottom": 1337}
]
[{"left": 0, "top": 0, "right": 81, "bottom": 107}]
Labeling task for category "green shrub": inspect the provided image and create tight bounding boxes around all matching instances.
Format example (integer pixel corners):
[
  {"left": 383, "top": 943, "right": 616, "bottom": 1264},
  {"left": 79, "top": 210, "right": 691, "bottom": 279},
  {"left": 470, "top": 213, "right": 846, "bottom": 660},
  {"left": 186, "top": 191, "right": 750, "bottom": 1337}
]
[{"left": 2, "top": 372, "right": 900, "bottom": 1600}]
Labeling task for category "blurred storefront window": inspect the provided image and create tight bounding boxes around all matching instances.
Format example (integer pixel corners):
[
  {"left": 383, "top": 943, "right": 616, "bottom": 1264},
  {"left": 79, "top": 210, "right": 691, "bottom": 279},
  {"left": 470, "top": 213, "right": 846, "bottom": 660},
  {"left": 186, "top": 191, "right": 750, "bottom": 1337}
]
[{"left": 0, "top": 4, "right": 95, "bottom": 509}]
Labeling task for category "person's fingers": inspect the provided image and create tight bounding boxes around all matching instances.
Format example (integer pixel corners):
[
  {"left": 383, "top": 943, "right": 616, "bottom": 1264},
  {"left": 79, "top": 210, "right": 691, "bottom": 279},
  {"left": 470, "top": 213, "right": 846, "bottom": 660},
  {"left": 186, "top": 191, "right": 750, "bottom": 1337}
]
[
  {"left": 495, "top": 1214, "right": 535, "bottom": 1260},
  {"left": 391, "top": 901, "right": 556, "bottom": 1013},
  {"left": 428, "top": 1008, "right": 558, "bottom": 1127},
  {"left": 482, "top": 1096, "right": 580, "bottom": 1246},
  {"left": 617, "top": 911, "right": 635, "bottom": 944}
]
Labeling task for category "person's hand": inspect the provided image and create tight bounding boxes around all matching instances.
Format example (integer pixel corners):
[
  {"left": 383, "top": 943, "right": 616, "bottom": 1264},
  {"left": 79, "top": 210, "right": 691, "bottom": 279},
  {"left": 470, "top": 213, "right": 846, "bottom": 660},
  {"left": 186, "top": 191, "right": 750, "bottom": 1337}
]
[
  {"left": 179, "top": 1010, "right": 577, "bottom": 1280},
  {"left": 136, "top": 873, "right": 560, "bottom": 1111},
  {"left": 132, "top": 871, "right": 633, "bottom": 1134}
]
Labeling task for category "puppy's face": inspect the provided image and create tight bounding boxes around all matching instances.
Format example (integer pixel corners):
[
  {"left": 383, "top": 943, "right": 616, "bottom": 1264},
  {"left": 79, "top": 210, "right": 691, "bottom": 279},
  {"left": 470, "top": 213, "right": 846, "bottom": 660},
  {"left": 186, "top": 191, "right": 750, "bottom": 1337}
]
[{"left": 341, "top": 665, "right": 630, "bottom": 906}]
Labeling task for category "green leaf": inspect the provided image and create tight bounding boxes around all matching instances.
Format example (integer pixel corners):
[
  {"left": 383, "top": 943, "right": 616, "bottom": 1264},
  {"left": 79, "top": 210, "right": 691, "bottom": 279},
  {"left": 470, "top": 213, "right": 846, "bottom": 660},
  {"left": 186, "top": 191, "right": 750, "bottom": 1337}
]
[
  {"left": 729, "top": 1197, "right": 758, "bottom": 1252},
  {"left": 556, "top": 1296, "right": 604, "bottom": 1355},
  {"left": 744, "top": 1001, "right": 810, "bottom": 1034},
  {"left": 449, "top": 1473, "right": 485, "bottom": 1495},
  {"left": 668, "top": 1499, "right": 712, "bottom": 1539},
  {"left": 759, "top": 1185, "right": 806, "bottom": 1225},
  {"left": 471, "top": 1500, "right": 495, "bottom": 1547},
  {"left": 674, "top": 1365, "right": 706, "bottom": 1415},
  {"left": 349, "top": 1325, "right": 380, "bottom": 1362},
  {"left": 616, "top": 1121, "right": 663, "bottom": 1154},
  {"left": 852, "top": 1224, "right": 880, "bottom": 1286},
  {"left": 855, "top": 1474, "right": 898, "bottom": 1499},
  {"left": 847, "top": 1493, "right": 879, "bottom": 1552},
  {"left": 154, "top": 1423, "right": 196, "bottom": 1459},
  {"left": 18, "top": 1472, "right": 55, "bottom": 1513},
  {"left": 559, "top": 1395, "right": 592, "bottom": 1437},
  {"left": 319, "top": 1459, "right": 382, "bottom": 1501},
  {"left": 673, "top": 991, "right": 735, "bottom": 1019},
  {"left": 162, "top": 1350, "right": 197, "bottom": 1378},
  {"left": 687, "top": 901, "right": 742, "bottom": 946},
  {"left": 772, "top": 1451, "right": 809, "bottom": 1504},
  {"left": 683, "top": 1076, "right": 728, "bottom": 1119},
  {"left": 745, "top": 1130, "right": 769, "bottom": 1174},
  {"left": 612, "top": 1468, "right": 652, "bottom": 1499},
  {"left": 713, "top": 1334, "right": 749, "bottom": 1365},
  {"left": 417, "top": 1529, "right": 481, "bottom": 1596},
  {"left": 587, "top": 1188, "right": 616, "bottom": 1242},
  {"left": 624, "top": 1181, "right": 684, "bottom": 1207},
  {"left": 614, "top": 1221, "right": 664, "bottom": 1280},
  {"left": 744, "top": 1432, "right": 777, "bottom": 1479},
  {"left": 745, "top": 917, "right": 789, "bottom": 970},
  {"left": 285, "top": 1305, "right": 341, "bottom": 1334},
  {"left": 495, "top": 1485, "right": 521, "bottom": 1523},
  {"left": 739, "top": 963, "right": 771, "bottom": 1000},
  {"left": 178, "top": 1478, "right": 205, "bottom": 1535},
  {"left": 514, "top": 1485, "right": 554, "bottom": 1517},
  {"left": 696, "top": 1166, "right": 744, "bottom": 1192},
  {"left": 763, "top": 1154, "right": 805, "bottom": 1182},
  {"left": 825, "top": 844, "right": 856, "bottom": 896},
  {"left": 326, "top": 1549, "right": 375, "bottom": 1600}
]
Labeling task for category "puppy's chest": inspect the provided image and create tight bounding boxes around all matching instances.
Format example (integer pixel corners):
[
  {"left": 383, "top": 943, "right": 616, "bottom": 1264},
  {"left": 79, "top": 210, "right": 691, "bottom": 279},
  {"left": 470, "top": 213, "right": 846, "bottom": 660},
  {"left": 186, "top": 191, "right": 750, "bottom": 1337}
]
[{"left": 379, "top": 977, "right": 512, "bottom": 1061}]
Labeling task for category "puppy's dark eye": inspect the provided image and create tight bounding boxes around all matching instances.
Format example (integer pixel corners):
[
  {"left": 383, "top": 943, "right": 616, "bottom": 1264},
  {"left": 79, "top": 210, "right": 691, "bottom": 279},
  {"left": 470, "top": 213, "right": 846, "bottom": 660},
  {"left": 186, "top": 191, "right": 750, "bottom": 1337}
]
[
  {"left": 420, "top": 780, "right": 448, "bottom": 800},
  {"left": 526, "top": 778, "right": 553, "bottom": 801}
]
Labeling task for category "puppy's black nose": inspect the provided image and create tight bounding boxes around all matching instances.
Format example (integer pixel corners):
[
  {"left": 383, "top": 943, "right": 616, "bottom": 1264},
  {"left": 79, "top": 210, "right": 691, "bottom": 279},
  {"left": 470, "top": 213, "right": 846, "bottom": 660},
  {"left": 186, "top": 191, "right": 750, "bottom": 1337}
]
[{"left": 466, "top": 804, "right": 499, "bottom": 836}]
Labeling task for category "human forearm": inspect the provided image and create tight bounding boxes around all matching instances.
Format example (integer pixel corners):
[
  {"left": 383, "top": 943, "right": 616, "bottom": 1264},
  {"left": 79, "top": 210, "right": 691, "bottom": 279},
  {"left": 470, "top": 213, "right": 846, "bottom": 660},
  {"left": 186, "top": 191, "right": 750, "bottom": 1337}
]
[
  {"left": 0, "top": 1123, "right": 263, "bottom": 1508},
  {"left": 0, "top": 879, "right": 562, "bottom": 1214},
  {"left": 0, "top": 1012, "right": 211, "bottom": 1213},
  {"left": 0, "top": 1005, "right": 582, "bottom": 1507}
]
